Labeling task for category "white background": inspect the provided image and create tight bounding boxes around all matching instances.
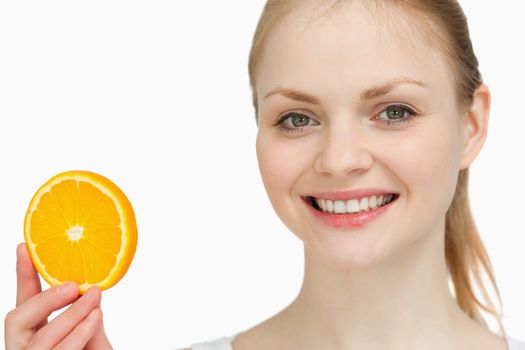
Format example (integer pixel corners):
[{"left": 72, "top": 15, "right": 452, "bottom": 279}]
[{"left": 0, "top": 1, "right": 523, "bottom": 348}]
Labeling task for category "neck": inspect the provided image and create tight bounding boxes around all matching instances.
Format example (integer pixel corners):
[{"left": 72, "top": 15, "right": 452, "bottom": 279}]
[{"left": 278, "top": 224, "right": 480, "bottom": 349}]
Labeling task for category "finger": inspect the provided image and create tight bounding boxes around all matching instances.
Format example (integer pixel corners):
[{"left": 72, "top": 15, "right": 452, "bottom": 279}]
[
  {"left": 16, "top": 242, "right": 42, "bottom": 306},
  {"left": 9, "top": 282, "right": 80, "bottom": 330},
  {"left": 30, "top": 287, "right": 101, "bottom": 349},
  {"left": 85, "top": 294, "right": 113, "bottom": 350},
  {"left": 85, "top": 319, "right": 113, "bottom": 350},
  {"left": 53, "top": 308, "right": 102, "bottom": 350}
]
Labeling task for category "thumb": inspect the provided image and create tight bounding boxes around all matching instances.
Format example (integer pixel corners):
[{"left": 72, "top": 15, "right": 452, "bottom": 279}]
[{"left": 16, "top": 242, "right": 42, "bottom": 306}]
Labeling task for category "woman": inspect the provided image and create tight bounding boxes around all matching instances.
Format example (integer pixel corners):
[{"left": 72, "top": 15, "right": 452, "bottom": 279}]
[
  {"left": 188, "top": 0, "right": 525, "bottom": 349},
  {"left": 5, "top": 0, "right": 525, "bottom": 349}
]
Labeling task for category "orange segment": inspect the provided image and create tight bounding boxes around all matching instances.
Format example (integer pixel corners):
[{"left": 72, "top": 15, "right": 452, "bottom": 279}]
[{"left": 24, "top": 170, "right": 138, "bottom": 294}]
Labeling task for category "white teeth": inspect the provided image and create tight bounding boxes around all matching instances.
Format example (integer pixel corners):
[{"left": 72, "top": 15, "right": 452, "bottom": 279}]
[
  {"left": 312, "top": 194, "right": 396, "bottom": 214},
  {"left": 327, "top": 199, "right": 334, "bottom": 213},
  {"left": 369, "top": 195, "right": 378, "bottom": 209},
  {"left": 359, "top": 197, "right": 369, "bottom": 211},
  {"left": 347, "top": 199, "right": 360, "bottom": 213},
  {"left": 334, "top": 200, "right": 347, "bottom": 213}
]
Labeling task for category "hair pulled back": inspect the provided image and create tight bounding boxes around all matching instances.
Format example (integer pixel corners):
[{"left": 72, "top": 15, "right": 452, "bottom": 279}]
[{"left": 248, "top": 0, "right": 506, "bottom": 337}]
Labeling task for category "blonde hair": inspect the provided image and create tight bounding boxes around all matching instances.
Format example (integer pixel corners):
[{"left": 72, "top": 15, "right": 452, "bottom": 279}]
[{"left": 248, "top": 0, "right": 506, "bottom": 337}]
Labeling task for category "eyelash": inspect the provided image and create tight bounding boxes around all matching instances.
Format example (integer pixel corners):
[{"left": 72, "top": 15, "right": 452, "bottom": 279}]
[{"left": 273, "top": 104, "right": 419, "bottom": 135}]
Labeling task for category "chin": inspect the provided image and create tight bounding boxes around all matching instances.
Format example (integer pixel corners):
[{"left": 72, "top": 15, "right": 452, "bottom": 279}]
[{"left": 304, "top": 233, "right": 391, "bottom": 271}]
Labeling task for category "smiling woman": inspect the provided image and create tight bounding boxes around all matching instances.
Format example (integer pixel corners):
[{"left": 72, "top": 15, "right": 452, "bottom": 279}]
[{"left": 197, "top": 0, "right": 522, "bottom": 349}]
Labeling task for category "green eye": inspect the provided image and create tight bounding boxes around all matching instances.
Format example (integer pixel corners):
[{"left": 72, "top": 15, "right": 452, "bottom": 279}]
[
  {"left": 378, "top": 105, "right": 411, "bottom": 120},
  {"left": 290, "top": 113, "right": 310, "bottom": 127},
  {"left": 274, "top": 112, "right": 318, "bottom": 135},
  {"left": 377, "top": 104, "right": 417, "bottom": 126}
]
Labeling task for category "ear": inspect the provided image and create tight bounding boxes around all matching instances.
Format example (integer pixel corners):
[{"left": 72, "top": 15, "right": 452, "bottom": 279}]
[{"left": 459, "top": 83, "right": 491, "bottom": 170}]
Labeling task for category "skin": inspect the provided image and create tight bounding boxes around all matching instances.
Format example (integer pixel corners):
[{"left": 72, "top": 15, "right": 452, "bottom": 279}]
[
  {"left": 233, "top": 2, "right": 506, "bottom": 350},
  {"left": 4, "top": 243, "right": 113, "bottom": 349}
]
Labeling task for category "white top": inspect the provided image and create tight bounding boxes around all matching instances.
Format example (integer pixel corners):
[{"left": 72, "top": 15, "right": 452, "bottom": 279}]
[
  {"left": 183, "top": 333, "right": 525, "bottom": 350},
  {"left": 187, "top": 333, "right": 238, "bottom": 350},
  {"left": 508, "top": 336, "right": 525, "bottom": 350}
]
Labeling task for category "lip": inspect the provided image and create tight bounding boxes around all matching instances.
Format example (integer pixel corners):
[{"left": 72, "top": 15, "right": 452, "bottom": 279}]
[
  {"left": 303, "top": 188, "right": 398, "bottom": 201},
  {"left": 301, "top": 193, "right": 398, "bottom": 230}
]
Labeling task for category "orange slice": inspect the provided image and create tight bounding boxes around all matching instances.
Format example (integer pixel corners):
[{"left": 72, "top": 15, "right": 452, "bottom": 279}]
[{"left": 24, "top": 170, "right": 138, "bottom": 294}]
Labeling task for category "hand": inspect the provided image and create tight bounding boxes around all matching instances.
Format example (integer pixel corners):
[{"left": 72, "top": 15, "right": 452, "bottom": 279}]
[{"left": 4, "top": 243, "right": 113, "bottom": 349}]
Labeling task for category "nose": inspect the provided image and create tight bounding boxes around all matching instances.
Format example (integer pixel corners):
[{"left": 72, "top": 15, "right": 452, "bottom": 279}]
[{"left": 314, "top": 124, "right": 374, "bottom": 177}]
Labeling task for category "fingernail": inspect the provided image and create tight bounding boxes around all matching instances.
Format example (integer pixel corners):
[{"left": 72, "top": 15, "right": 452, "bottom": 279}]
[
  {"left": 84, "top": 286, "right": 98, "bottom": 299},
  {"left": 16, "top": 243, "right": 25, "bottom": 261},
  {"left": 58, "top": 282, "right": 75, "bottom": 296},
  {"left": 16, "top": 243, "right": 25, "bottom": 256}
]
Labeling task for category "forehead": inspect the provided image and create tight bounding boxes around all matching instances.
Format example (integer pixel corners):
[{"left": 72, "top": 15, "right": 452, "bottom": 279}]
[{"left": 256, "top": 1, "right": 455, "bottom": 104}]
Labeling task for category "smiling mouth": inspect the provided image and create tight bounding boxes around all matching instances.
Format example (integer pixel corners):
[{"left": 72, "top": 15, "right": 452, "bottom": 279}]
[{"left": 305, "top": 194, "right": 399, "bottom": 214}]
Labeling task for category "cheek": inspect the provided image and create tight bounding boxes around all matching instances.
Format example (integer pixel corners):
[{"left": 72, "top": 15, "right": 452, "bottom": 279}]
[
  {"left": 256, "top": 132, "right": 311, "bottom": 196},
  {"left": 256, "top": 131, "right": 314, "bottom": 230},
  {"left": 256, "top": 132, "right": 292, "bottom": 214},
  {"left": 381, "top": 122, "right": 463, "bottom": 216}
]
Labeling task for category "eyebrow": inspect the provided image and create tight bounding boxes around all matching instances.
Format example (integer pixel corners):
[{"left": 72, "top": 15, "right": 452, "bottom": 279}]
[{"left": 263, "top": 77, "right": 427, "bottom": 105}]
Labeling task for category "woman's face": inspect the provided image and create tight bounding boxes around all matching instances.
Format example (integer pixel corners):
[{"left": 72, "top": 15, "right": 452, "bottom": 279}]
[{"left": 255, "top": 2, "right": 470, "bottom": 269}]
